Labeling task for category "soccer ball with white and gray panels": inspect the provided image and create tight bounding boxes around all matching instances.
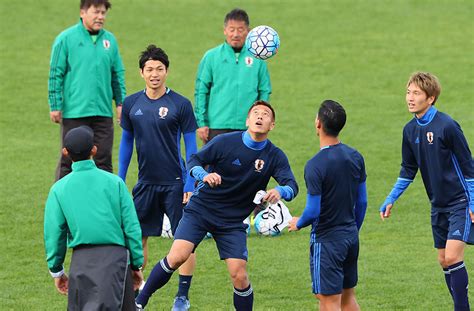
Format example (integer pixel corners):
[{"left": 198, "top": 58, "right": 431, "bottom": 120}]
[{"left": 245, "top": 25, "right": 280, "bottom": 60}]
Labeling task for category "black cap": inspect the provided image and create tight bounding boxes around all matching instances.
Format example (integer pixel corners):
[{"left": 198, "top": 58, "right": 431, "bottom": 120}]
[{"left": 64, "top": 126, "right": 94, "bottom": 155}]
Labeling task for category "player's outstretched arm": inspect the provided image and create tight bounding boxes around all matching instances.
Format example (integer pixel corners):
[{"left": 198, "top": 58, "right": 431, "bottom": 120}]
[
  {"left": 379, "top": 178, "right": 412, "bottom": 220},
  {"left": 289, "top": 194, "right": 321, "bottom": 232}
]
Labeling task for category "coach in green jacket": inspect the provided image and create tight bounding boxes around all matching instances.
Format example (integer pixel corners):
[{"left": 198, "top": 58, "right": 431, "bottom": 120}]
[
  {"left": 44, "top": 126, "right": 143, "bottom": 310},
  {"left": 194, "top": 8, "right": 271, "bottom": 143},
  {"left": 48, "top": 0, "right": 125, "bottom": 180}
]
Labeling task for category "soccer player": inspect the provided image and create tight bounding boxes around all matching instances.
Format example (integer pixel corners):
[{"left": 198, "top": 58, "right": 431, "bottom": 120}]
[
  {"left": 48, "top": 0, "right": 125, "bottom": 180},
  {"left": 194, "top": 8, "right": 271, "bottom": 143},
  {"left": 118, "top": 45, "right": 198, "bottom": 311},
  {"left": 380, "top": 72, "right": 474, "bottom": 310},
  {"left": 135, "top": 100, "right": 298, "bottom": 310},
  {"left": 289, "top": 100, "right": 368, "bottom": 311},
  {"left": 44, "top": 126, "right": 143, "bottom": 310}
]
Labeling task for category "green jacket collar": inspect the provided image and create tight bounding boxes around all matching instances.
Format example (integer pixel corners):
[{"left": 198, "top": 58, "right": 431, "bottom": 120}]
[
  {"left": 77, "top": 18, "right": 104, "bottom": 39},
  {"left": 72, "top": 159, "right": 97, "bottom": 171}
]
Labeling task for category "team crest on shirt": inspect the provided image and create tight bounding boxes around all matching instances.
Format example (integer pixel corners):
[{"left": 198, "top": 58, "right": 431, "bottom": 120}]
[
  {"left": 426, "top": 132, "right": 434, "bottom": 144},
  {"left": 102, "top": 39, "right": 110, "bottom": 50},
  {"left": 159, "top": 107, "right": 168, "bottom": 119},
  {"left": 254, "top": 159, "right": 265, "bottom": 172},
  {"left": 245, "top": 57, "right": 254, "bottom": 67}
]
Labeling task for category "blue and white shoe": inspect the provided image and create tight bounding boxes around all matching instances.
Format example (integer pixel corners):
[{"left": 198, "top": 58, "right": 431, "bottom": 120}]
[
  {"left": 136, "top": 302, "right": 144, "bottom": 310},
  {"left": 171, "top": 296, "right": 190, "bottom": 311}
]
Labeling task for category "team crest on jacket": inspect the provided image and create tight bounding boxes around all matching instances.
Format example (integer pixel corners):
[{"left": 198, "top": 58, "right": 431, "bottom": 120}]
[
  {"left": 426, "top": 132, "right": 434, "bottom": 144},
  {"left": 159, "top": 107, "right": 168, "bottom": 119},
  {"left": 254, "top": 159, "right": 265, "bottom": 172},
  {"left": 102, "top": 39, "right": 110, "bottom": 50},
  {"left": 245, "top": 57, "right": 254, "bottom": 67}
]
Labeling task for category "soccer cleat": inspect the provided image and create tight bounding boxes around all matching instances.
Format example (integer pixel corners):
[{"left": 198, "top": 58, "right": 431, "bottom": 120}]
[
  {"left": 136, "top": 302, "right": 144, "bottom": 310},
  {"left": 171, "top": 296, "right": 190, "bottom": 311}
]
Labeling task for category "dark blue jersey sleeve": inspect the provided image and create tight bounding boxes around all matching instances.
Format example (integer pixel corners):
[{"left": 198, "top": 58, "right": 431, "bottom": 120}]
[
  {"left": 187, "top": 136, "right": 222, "bottom": 170},
  {"left": 399, "top": 126, "right": 418, "bottom": 180},
  {"left": 272, "top": 150, "right": 298, "bottom": 200},
  {"left": 304, "top": 160, "right": 323, "bottom": 196},
  {"left": 120, "top": 95, "right": 134, "bottom": 132},
  {"left": 180, "top": 98, "right": 198, "bottom": 134},
  {"left": 444, "top": 120, "right": 474, "bottom": 180}
]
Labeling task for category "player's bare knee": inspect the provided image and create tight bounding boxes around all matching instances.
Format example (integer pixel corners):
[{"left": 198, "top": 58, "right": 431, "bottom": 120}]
[
  {"left": 229, "top": 269, "right": 249, "bottom": 287},
  {"left": 166, "top": 252, "right": 189, "bottom": 269},
  {"left": 444, "top": 254, "right": 463, "bottom": 267}
]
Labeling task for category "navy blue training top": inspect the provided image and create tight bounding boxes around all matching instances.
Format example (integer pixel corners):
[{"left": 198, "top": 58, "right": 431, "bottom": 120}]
[
  {"left": 187, "top": 131, "right": 298, "bottom": 222},
  {"left": 400, "top": 107, "right": 474, "bottom": 208},
  {"left": 305, "top": 143, "right": 366, "bottom": 241},
  {"left": 121, "top": 89, "right": 198, "bottom": 185}
]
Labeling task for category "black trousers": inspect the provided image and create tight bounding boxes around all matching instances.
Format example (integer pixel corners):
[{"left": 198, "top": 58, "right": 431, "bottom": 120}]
[
  {"left": 68, "top": 245, "right": 135, "bottom": 311},
  {"left": 55, "top": 116, "right": 114, "bottom": 180}
]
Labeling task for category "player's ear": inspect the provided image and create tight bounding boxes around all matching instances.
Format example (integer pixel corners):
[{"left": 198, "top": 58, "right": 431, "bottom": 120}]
[
  {"left": 139, "top": 68, "right": 144, "bottom": 78},
  {"left": 62, "top": 148, "right": 69, "bottom": 157},
  {"left": 427, "top": 95, "right": 435, "bottom": 105},
  {"left": 90, "top": 145, "right": 98, "bottom": 157},
  {"left": 269, "top": 121, "right": 275, "bottom": 131}
]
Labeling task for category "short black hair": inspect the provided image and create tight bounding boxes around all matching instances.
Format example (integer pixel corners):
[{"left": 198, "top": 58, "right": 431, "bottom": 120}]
[
  {"left": 139, "top": 45, "right": 169, "bottom": 70},
  {"left": 318, "top": 100, "right": 346, "bottom": 137},
  {"left": 80, "top": 0, "right": 111, "bottom": 10},
  {"left": 247, "top": 100, "right": 275, "bottom": 121},
  {"left": 224, "top": 8, "right": 249, "bottom": 26}
]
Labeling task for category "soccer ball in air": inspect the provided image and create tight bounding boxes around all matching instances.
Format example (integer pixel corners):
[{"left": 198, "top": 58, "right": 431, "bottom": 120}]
[
  {"left": 245, "top": 25, "right": 280, "bottom": 60},
  {"left": 161, "top": 214, "right": 173, "bottom": 239},
  {"left": 254, "top": 210, "right": 282, "bottom": 237}
]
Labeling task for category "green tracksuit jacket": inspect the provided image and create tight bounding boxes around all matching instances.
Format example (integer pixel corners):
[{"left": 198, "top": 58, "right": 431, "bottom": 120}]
[
  {"left": 48, "top": 19, "right": 126, "bottom": 118},
  {"left": 44, "top": 160, "right": 143, "bottom": 273},
  {"left": 194, "top": 41, "right": 271, "bottom": 130}
]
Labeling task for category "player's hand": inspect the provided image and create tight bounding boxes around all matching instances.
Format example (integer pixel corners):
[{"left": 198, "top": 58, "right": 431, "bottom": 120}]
[
  {"left": 197, "top": 127, "right": 209, "bottom": 144},
  {"left": 116, "top": 105, "right": 122, "bottom": 124},
  {"left": 183, "top": 192, "right": 192, "bottom": 204},
  {"left": 132, "top": 270, "right": 144, "bottom": 291},
  {"left": 380, "top": 203, "right": 393, "bottom": 221},
  {"left": 50, "top": 111, "right": 62, "bottom": 123},
  {"left": 203, "top": 172, "right": 221, "bottom": 187},
  {"left": 264, "top": 189, "right": 281, "bottom": 204},
  {"left": 54, "top": 273, "right": 69, "bottom": 295},
  {"left": 288, "top": 217, "right": 300, "bottom": 232}
]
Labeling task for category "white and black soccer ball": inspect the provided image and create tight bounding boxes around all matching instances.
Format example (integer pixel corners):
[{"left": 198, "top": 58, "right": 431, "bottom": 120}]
[
  {"left": 161, "top": 214, "right": 173, "bottom": 239},
  {"left": 245, "top": 25, "right": 280, "bottom": 60},
  {"left": 254, "top": 210, "right": 281, "bottom": 237}
]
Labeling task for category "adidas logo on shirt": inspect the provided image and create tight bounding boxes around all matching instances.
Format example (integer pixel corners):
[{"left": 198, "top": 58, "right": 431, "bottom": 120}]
[
  {"left": 135, "top": 109, "right": 143, "bottom": 116},
  {"left": 232, "top": 158, "right": 242, "bottom": 166},
  {"left": 415, "top": 137, "right": 419, "bottom": 144}
]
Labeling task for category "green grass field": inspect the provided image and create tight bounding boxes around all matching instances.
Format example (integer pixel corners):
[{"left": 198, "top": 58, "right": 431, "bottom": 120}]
[{"left": 1, "top": 0, "right": 473, "bottom": 310}]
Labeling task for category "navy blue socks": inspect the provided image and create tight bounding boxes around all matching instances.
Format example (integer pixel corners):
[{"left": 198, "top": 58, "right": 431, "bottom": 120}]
[
  {"left": 233, "top": 284, "right": 253, "bottom": 311},
  {"left": 136, "top": 257, "right": 175, "bottom": 307},
  {"left": 448, "top": 261, "right": 470, "bottom": 311},
  {"left": 176, "top": 274, "right": 193, "bottom": 298}
]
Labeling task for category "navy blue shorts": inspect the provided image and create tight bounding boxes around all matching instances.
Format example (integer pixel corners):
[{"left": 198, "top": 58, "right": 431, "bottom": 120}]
[
  {"left": 174, "top": 207, "right": 249, "bottom": 260},
  {"left": 132, "top": 183, "right": 183, "bottom": 237},
  {"left": 310, "top": 235, "right": 359, "bottom": 295},
  {"left": 431, "top": 204, "right": 474, "bottom": 249}
]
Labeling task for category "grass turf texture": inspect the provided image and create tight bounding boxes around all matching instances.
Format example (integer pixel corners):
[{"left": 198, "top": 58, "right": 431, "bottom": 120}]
[{"left": 1, "top": 0, "right": 473, "bottom": 310}]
